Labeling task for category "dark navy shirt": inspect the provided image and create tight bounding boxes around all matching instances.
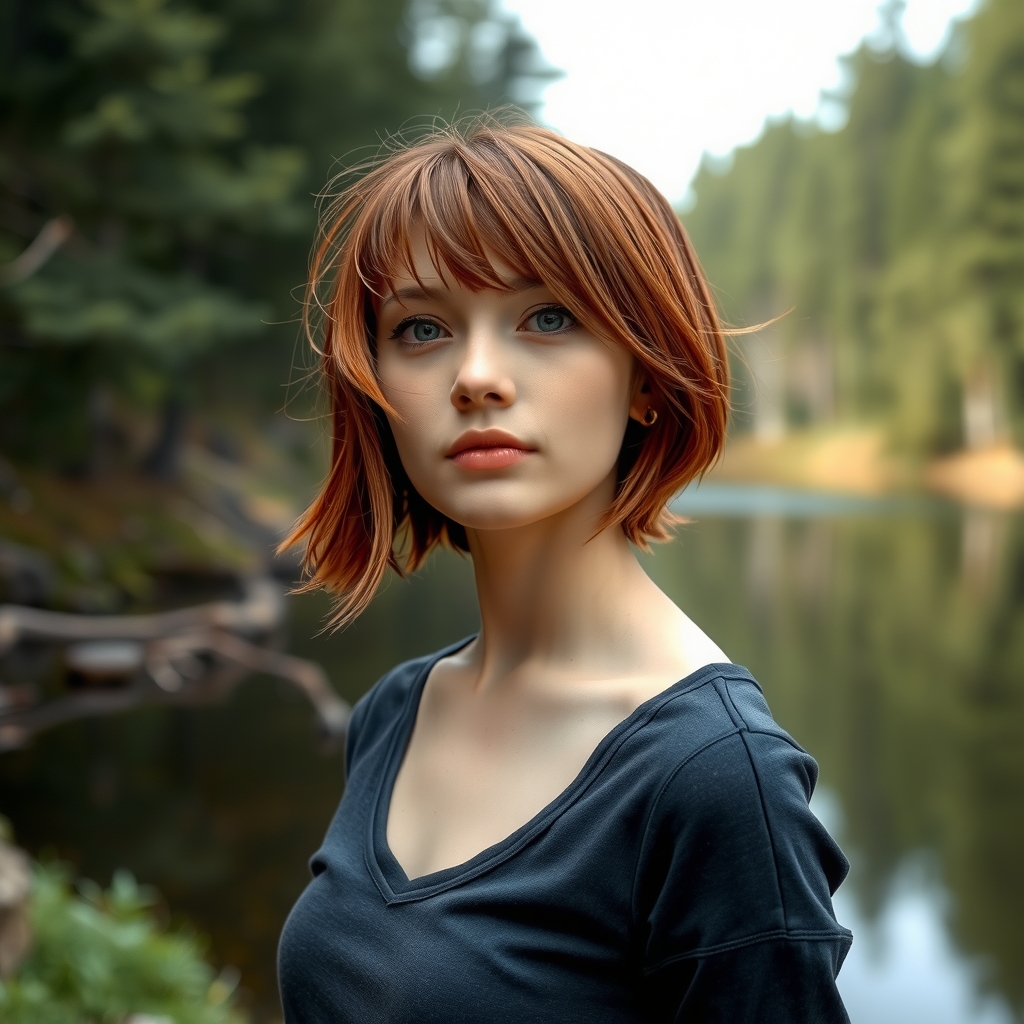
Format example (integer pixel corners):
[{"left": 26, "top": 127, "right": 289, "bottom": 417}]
[{"left": 279, "top": 640, "right": 852, "bottom": 1023}]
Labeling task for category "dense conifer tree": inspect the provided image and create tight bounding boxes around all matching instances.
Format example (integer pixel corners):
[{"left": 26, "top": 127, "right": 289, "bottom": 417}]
[
  {"left": 0, "top": 0, "right": 546, "bottom": 471},
  {"left": 685, "top": 0, "right": 1024, "bottom": 454}
]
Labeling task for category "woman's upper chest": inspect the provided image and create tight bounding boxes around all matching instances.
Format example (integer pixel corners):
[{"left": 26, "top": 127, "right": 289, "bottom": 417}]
[{"left": 385, "top": 660, "right": 665, "bottom": 882}]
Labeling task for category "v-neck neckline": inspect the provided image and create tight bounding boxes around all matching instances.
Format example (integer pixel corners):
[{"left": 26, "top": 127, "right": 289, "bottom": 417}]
[{"left": 364, "top": 638, "right": 742, "bottom": 905}]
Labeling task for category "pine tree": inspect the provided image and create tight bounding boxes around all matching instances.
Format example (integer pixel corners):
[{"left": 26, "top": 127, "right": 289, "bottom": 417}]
[
  {"left": 935, "top": 0, "right": 1024, "bottom": 445},
  {"left": 0, "top": 0, "right": 550, "bottom": 473},
  {"left": 0, "top": 0, "right": 307, "bottom": 470},
  {"left": 685, "top": 0, "right": 1024, "bottom": 454}
]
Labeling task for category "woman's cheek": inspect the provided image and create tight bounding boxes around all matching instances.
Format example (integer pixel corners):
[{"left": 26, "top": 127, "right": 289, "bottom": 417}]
[
  {"left": 388, "top": 401, "right": 443, "bottom": 492},
  {"left": 378, "top": 371, "right": 435, "bottom": 482},
  {"left": 548, "top": 363, "right": 631, "bottom": 481},
  {"left": 559, "top": 407, "right": 628, "bottom": 490}
]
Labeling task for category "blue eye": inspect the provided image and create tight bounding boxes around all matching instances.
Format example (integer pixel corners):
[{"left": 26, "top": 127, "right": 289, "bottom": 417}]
[
  {"left": 526, "top": 307, "right": 575, "bottom": 333},
  {"left": 391, "top": 318, "right": 446, "bottom": 344},
  {"left": 412, "top": 321, "right": 442, "bottom": 342}
]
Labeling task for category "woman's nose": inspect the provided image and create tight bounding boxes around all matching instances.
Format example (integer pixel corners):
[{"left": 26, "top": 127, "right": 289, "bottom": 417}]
[{"left": 449, "top": 332, "right": 516, "bottom": 411}]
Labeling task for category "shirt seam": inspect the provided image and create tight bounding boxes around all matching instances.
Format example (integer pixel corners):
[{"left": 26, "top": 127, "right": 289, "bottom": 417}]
[
  {"left": 740, "top": 728, "right": 789, "bottom": 924},
  {"left": 742, "top": 725, "right": 806, "bottom": 748},
  {"left": 630, "top": 675, "right": 741, "bottom": 926},
  {"left": 643, "top": 926, "right": 854, "bottom": 975},
  {"left": 631, "top": 677, "right": 791, "bottom": 947},
  {"left": 719, "top": 675, "right": 806, "bottom": 756},
  {"left": 718, "top": 677, "right": 791, "bottom": 931}
]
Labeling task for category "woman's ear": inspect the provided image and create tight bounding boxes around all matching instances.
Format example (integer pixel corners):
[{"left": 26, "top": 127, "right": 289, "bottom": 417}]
[{"left": 628, "top": 372, "right": 656, "bottom": 425}]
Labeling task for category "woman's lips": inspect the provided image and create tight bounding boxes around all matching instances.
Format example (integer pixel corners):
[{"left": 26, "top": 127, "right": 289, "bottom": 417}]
[
  {"left": 450, "top": 446, "right": 529, "bottom": 470},
  {"left": 445, "top": 430, "right": 534, "bottom": 470}
]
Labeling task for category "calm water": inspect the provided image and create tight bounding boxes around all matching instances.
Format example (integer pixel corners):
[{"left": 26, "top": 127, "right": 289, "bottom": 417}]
[{"left": 2, "top": 487, "right": 1022, "bottom": 1022}]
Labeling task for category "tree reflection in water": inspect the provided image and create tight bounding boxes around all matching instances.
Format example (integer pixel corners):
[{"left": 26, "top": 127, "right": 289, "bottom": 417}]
[{"left": 0, "top": 496, "right": 1021, "bottom": 1021}]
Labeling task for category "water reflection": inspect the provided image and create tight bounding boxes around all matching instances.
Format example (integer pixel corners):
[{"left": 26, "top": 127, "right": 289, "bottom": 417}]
[
  {"left": 835, "top": 857, "right": 1014, "bottom": 1024},
  {"left": 812, "top": 789, "right": 1014, "bottom": 1024},
  {"left": 1, "top": 489, "right": 1022, "bottom": 1021}
]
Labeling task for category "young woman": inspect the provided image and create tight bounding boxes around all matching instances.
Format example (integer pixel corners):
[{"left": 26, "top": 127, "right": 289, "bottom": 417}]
[{"left": 277, "top": 117, "right": 852, "bottom": 1023}]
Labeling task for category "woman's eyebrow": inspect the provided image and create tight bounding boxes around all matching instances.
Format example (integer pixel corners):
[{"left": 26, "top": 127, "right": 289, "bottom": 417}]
[
  {"left": 380, "top": 277, "right": 543, "bottom": 311},
  {"left": 380, "top": 285, "right": 444, "bottom": 311}
]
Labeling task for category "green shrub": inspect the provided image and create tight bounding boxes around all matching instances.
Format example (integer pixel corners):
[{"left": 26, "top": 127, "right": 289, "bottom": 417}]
[{"left": 0, "top": 864, "right": 246, "bottom": 1024}]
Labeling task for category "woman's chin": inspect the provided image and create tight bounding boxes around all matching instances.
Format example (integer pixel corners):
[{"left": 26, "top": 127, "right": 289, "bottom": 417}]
[
  {"left": 439, "top": 505, "right": 554, "bottom": 533},
  {"left": 432, "top": 491, "right": 604, "bottom": 536}
]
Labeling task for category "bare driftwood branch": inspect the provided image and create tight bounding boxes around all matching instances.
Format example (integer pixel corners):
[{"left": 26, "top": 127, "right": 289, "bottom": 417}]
[
  {"left": 173, "top": 630, "right": 350, "bottom": 734},
  {"left": 0, "top": 577, "right": 349, "bottom": 752},
  {"left": 0, "top": 577, "right": 284, "bottom": 654},
  {"left": 0, "top": 216, "right": 74, "bottom": 287}
]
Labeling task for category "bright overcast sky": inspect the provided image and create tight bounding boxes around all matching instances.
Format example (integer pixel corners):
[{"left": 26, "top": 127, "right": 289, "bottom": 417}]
[{"left": 499, "top": 0, "right": 981, "bottom": 203}]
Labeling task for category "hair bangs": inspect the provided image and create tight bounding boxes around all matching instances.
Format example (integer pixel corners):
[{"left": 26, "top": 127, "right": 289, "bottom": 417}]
[{"left": 355, "top": 148, "right": 545, "bottom": 311}]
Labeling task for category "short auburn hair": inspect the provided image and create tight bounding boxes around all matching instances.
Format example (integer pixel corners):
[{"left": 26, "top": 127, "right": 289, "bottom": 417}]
[{"left": 284, "top": 115, "right": 729, "bottom": 625}]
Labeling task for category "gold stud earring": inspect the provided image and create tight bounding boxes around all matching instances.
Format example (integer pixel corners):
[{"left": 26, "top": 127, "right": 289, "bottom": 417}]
[{"left": 642, "top": 407, "right": 658, "bottom": 427}]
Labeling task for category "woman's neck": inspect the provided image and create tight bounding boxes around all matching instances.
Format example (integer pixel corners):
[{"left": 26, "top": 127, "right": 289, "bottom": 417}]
[{"left": 463, "top": 479, "right": 684, "bottom": 691}]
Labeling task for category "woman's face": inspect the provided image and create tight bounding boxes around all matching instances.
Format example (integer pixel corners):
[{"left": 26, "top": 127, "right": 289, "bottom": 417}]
[{"left": 374, "top": 237, "right": 648, "bottom": 534}]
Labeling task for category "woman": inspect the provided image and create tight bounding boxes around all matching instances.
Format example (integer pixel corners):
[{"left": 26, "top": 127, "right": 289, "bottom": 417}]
[{"left": 277, "top": 116, "right": 852, "bottom": 1023}]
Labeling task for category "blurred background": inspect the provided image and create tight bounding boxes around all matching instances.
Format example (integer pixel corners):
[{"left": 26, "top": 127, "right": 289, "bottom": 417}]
[{"left": 0, "top": 0, "right": 1022, "bottom": 1021}]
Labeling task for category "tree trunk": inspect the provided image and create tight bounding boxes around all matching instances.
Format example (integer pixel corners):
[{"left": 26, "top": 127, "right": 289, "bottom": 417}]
[
  {"left": 143, "top": 395, "right": 186, "bottom": 480},
  {"left": 963, "top": 364, "right": 999, "bottom": 450}
]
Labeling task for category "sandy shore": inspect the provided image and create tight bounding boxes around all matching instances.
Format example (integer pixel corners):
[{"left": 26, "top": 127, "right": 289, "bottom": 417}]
[{"left": 710, "top": 430, "right": 1024, "bottom": 510}]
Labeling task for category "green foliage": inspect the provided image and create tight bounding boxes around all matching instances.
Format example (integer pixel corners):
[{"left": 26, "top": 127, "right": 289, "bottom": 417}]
[
  {"left": 0, "top": 863, "right": 246, "bottom": 1024},
  {"left": 0, "top": 0, "right": 302, "bottom": 466},
  {"left": 0, "top": 0, "right": 549, "bottom": 468},
  {"left": 0, "top": 0, "right": 303, "bottom": 355},
  {"left": 684, "top": 0, "right": 1024, "bottom": 454}
]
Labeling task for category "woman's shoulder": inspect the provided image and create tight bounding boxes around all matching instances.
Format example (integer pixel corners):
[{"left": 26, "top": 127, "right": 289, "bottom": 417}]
[
  {"left": 629, "top": 663, "right": 803, "bottom": 778},
  {"left": 635, "top": 665, "right": 833, "bottom": 865}
]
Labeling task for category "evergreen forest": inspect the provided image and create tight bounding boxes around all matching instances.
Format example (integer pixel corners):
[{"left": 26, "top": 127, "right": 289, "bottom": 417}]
[
  {"left": 684, "top": 0, "right": 1024, "bottom": 457},
  {"left": 0, "top": 0, "right": 548, "bottom": 472}
]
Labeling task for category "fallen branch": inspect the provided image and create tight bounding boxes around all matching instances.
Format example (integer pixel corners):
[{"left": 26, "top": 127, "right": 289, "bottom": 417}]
[
  {"left": 0, "top": 216, "right": 74, "bottom": 287},
  {"left": 0, "top": 577, "right": 349, "bottom": 752},
  {"left": 0, "top": 577, "right": 284, "bottom": 654}
]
